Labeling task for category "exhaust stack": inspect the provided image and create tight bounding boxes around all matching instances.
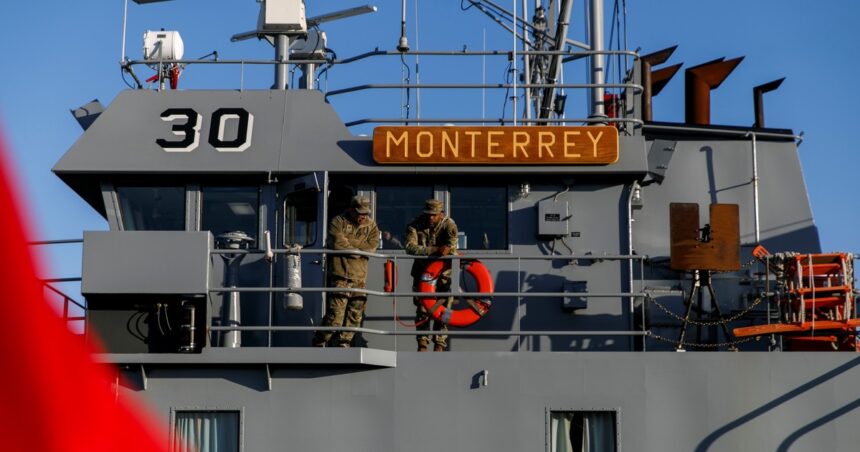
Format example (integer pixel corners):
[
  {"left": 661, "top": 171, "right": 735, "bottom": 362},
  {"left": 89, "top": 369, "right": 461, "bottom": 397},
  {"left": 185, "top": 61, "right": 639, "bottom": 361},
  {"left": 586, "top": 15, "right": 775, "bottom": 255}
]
[
  {"left": 685, "top": 57, "right": 744, "bottom": 125},
  {"left": 753, "top": 78, "right": 785, "bottom": 128},
  {"left": 640, "top": 46, "right": 679, "bottom": 122}
]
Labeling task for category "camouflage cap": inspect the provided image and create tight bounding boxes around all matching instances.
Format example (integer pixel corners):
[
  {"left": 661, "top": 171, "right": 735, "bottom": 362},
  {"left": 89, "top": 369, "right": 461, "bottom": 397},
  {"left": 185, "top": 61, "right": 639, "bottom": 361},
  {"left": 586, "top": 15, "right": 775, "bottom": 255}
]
[
  {"left": 423, "top": 199, "right": 443, "bottom": 215},
  {"left": 351, "top": 195, "right": 372, "bottom": 214}
]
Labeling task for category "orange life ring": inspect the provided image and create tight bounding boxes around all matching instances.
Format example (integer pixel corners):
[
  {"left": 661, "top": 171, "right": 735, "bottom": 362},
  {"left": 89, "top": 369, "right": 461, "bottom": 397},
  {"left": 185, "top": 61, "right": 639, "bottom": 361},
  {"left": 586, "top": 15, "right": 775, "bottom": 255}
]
[{"left": 418, "top": 259, "right": 493, "bottom": 327}]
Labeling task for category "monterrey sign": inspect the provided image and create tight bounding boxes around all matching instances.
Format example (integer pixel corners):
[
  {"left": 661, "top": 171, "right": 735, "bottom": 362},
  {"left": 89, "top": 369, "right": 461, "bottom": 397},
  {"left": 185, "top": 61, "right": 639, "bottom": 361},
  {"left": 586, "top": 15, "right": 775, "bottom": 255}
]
[{"left": 372, "top": 126, "right": 618, "bottom": 165}]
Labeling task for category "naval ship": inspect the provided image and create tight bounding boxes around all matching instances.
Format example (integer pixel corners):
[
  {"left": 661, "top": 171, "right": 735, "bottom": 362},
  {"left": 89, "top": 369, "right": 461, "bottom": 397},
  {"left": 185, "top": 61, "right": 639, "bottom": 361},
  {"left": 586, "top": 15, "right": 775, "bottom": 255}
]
[{"left": 39, "top": 0, "right": 860, "bottom": 450}]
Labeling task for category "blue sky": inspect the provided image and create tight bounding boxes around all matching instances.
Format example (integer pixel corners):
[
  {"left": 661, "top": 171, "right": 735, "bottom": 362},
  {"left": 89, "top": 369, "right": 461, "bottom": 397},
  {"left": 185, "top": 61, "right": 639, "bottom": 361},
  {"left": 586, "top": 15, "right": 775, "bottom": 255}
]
[{"left": 1, "top": 0, "right": 858, "bottom": 283}]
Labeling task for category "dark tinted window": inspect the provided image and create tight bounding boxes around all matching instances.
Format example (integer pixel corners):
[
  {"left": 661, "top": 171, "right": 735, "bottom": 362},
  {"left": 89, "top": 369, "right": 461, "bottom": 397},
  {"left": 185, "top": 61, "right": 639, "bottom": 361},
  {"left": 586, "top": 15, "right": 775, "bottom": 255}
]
[
  {"left": 376, "top": 186, "right": 434, "bottom": 250},
  {"left": 450, "top": 186, "right": 507, "bottom": 250},
  {"left": 284, "top": 190, "right": 317, "bottom": 246},
  {"left": 117, "top": 186, "right": 185, "bottom": 231},
  {"left": 201, "top": 187, "right": 259, "bottom": 246}
]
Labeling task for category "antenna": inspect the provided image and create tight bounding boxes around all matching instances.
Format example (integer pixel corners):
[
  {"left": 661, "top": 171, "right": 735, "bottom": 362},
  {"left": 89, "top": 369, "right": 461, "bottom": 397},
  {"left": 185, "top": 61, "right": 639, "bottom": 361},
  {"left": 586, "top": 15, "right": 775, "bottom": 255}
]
[
  {"left": 230, "top": 1, "right": 377, "bottom": 90},
  {"left": 397, "top": 0, "right": 409, "bottom": 51}
]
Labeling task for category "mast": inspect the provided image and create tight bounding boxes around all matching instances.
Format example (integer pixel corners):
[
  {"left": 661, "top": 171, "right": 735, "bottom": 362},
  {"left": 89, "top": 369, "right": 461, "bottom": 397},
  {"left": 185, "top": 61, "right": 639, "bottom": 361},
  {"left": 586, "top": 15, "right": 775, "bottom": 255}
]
[
  {"left": 522, "top": 0, "right": 531, "bottom": 121},
  {"left": 588, "top": 0, "right": 605, "bottom": 117},
  {"left": 538, "top": 0, "right": 573, "bottom": 119},
  {"left": 275, "top": 35, "right": 289, "bottom": 90}
]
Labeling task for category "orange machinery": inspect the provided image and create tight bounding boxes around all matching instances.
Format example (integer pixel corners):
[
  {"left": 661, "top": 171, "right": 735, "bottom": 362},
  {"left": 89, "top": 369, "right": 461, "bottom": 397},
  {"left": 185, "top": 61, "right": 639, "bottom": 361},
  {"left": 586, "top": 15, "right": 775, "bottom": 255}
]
[{"left": 734, "top": 247, "right": 859, "bottom": 351}]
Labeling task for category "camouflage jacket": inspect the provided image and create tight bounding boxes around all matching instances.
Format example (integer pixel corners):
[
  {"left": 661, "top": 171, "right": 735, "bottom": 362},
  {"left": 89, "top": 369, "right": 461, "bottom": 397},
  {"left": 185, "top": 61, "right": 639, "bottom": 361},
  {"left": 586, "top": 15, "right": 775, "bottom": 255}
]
[
  {"left": 327, "top": 212, "right": 380, "bottom": 282},
  {"left": 405, "top": 216, "right": 458, "bottom": 278}
]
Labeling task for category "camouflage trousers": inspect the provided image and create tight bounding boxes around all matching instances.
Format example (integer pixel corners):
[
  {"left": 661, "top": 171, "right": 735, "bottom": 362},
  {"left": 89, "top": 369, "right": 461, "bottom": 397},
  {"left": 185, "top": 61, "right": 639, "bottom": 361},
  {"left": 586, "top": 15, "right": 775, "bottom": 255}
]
[
  {"left": 313, "top": 277, "right": 367, "bottom": 347},
  {"left": 414, "top": 272, "right": 452, "bottom": 349}
]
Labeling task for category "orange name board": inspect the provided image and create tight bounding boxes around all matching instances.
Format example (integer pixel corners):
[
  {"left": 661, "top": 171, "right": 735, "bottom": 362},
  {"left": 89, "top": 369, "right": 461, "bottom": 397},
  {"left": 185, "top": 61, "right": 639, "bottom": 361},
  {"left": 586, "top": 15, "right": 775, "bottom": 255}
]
[{"left": 372, "top": 126, "right": 619, "bottom": 165}]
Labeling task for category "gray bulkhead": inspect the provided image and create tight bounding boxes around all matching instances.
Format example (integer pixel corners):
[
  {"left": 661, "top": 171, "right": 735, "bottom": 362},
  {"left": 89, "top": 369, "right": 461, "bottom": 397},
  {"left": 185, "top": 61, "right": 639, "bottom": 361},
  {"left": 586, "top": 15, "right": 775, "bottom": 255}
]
[{"left": 112, "top": 351, "right": 860, "bottom": 452}]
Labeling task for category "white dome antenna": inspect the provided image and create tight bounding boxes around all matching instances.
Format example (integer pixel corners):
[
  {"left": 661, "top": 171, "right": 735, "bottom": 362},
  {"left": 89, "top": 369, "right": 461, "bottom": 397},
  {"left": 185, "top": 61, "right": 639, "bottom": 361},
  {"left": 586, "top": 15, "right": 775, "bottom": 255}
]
[{"left": 142, "top": 30, "right": 185, "bottom": 90}]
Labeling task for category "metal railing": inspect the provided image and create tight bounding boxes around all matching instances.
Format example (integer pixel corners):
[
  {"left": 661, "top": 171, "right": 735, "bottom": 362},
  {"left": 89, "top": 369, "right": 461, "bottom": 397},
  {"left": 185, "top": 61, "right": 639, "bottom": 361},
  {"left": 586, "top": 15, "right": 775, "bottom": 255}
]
[
  {"left": 124, "top": 48, "right": 641, "bottom": 129},
  {"left": 208, "top": 248, "right": 649, "bottom": 346},
  {"left": 28, "top": 239, "right": 86, "bottom": 331}
]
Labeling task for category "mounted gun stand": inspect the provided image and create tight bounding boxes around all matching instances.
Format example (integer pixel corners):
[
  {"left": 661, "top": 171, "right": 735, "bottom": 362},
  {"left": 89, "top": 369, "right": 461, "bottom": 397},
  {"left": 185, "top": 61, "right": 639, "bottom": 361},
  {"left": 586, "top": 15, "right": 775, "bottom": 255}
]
[
  {"left": 677, "top": 269, "right": 736, "bottom": 350},
  {"left": 670, "top": 203, "right": 741, "bottom": 351}
]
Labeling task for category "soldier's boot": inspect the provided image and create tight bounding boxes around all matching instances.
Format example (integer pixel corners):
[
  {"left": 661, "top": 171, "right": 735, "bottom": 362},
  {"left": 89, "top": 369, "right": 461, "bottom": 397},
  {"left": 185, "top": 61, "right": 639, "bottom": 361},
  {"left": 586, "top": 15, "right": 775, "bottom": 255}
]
[
  {"left": 311, "top": 334, "right": 327, "bottom": 347},
  {"left": 418, "top": 339, "right": 430, "bottom": 352},
  {"left": 434, "top": 344, "right": 445, "bottom": 352}
]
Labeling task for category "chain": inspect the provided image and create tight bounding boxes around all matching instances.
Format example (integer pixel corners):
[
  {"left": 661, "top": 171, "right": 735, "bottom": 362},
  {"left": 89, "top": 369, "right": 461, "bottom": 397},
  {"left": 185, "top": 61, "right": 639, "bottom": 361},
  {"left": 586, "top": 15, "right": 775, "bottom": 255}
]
[
  {"left": 707, "top": 256, "right": 760, "bottom": 274},
  {"left": 649, "top": 295, "right": 765, "bottom": 326},
  {"left": 742, "top": 257, "right": 761, "bottom": 269},
  {"left": 648, "top": 331, "right": 758, "bottom": 349}
]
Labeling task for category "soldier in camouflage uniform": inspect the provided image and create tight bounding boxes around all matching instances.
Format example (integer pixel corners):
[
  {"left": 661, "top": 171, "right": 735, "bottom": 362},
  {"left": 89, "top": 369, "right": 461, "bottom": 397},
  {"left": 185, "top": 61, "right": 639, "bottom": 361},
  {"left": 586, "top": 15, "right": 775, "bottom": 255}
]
[
  {"left": 405, "top": 199, "right": 458, "bottom": 352},
  {"left": 313, "top": 196, "right": 380, "bottom": 347}
]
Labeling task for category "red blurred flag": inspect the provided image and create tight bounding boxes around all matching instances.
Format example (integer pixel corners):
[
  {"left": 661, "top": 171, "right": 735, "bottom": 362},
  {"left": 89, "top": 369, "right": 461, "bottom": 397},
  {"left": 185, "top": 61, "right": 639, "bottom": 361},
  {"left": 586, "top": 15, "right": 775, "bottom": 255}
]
[{"left": 0, "top": 132, "right": 167, "bottom": 451}]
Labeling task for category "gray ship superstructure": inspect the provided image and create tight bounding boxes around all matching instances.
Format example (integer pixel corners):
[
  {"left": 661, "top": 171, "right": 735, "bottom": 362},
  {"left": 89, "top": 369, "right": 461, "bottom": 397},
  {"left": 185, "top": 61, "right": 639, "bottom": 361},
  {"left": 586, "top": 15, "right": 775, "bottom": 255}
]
[{"left": 46, "top": 0, "right": 860, "bottom": 450}]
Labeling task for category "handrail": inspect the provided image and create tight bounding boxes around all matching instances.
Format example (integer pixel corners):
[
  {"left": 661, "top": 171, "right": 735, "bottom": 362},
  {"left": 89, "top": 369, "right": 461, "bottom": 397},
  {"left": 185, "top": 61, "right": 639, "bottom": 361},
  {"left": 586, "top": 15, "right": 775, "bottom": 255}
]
[
  {"left": 324, "top": 82, "right": 643, "bottom": 99},
  {"left": 40, "top": 277, "right": 82, "bottom": 283},
  {"left": 210, "top": 287, "right": 643, "bottom": 298},
  {"left": 27, "top": 240, "right": 86, "bottom": 329},
  {"left": 644, "top": 123, "right": 802, "bottom": 142},
  {"left": 343, "top": 117, "right": 643, "bottom": 127},
  {"left": 127, "top": 49, "right": 639, "bottom": 70},
  {"left": 209, "top": 325, "right": 648, "bottom": 337},
  {"left": 211, "top": 248, "right": 646, "bottom": 260},
  {"left": 27, "top": 238, "right": 84, "bottom": 246},
  {"left": 126, "top": 58, "right": 332, "bottom": 67},
  {"left": 208, "top": 247, "right": 648, "bottom": 347},
  {"left": 42, "top": 283, "right": 87, "bottom": 312},
  {"left": 125, "top": 47, "right": 640, "bottom": 127}
]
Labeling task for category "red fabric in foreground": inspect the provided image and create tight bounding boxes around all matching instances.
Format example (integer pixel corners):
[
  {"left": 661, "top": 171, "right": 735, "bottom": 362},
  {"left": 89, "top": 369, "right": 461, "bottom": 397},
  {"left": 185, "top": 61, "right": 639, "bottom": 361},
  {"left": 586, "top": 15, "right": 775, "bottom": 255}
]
[{"left": 0, "top": 133, "right": 167, "bottom": 451}]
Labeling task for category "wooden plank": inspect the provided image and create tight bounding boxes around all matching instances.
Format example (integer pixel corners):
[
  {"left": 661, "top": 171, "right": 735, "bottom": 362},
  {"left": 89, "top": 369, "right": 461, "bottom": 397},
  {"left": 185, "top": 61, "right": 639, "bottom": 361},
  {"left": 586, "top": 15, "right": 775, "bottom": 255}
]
[
  {"left": 372, "top": 126, "right": 619, "bottom": 165},
  {"left": 734, "top": 320, "right": 856, "bottom": 337},
  {"left": 733, "top": 323, "right": 809, "bottom": 337},
  {"left": 669, "top": 203, "right": 740, "bottom": 271}
]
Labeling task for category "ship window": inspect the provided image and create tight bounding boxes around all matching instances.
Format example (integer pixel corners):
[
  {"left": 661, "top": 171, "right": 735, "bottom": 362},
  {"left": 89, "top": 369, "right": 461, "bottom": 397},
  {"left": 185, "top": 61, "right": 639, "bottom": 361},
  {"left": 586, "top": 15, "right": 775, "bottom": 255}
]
[
  {"left": 550, "top": 411, "right": 617, "bottom": 452},
  {"left": 450, "top": 186, "right": 507, "bottom": 250},
  {"left": 327, "top": 184, "right": 356, "bottom": 222},
  {"left": 117, "top": 186, "right": 185, "bottom": 231},
  {"left": 201, "top": 187, "right": 259, "bottom": 247},
  {"left": 376, "top": 185, "right": 434, "bottom": 250},
  {"left": 284, "top": 190, "right": 318, "bottom": 246},
  {"left": 173, "top": 410, "right": 240, "bottom": 452}
]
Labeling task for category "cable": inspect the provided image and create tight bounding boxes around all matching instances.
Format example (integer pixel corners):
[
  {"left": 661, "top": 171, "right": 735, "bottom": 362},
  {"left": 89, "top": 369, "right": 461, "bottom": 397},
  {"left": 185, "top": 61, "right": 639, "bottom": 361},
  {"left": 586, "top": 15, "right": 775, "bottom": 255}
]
[
  {"left": 155, "top": 304, "right": 166, "bottom": 336},
  {"left": 462, "top": 0, "right": 536, "bottom": 48},
  {"left": 315, "top": 47, "right": 338, "bottom": 88},
  {"left": 163, "top": 304, "right": 173, "bottom": 332},
  {"left": 501, "top": 61, "right": 513, "bottom": 121},
  {"left": 393, "top": 295, "right": 430, "bottom": 328},
  {"left": 553, "top": 185, "right": 569, "bottom": 202},
  {"left": 120, "top": 67, "right": 136, "bottom": 89},
  {"left": 311, "top": 24, "right": 323, "bottom": 55},
  {"left": 400, "top": 53, "right": 412, "bottom": 120},
  {"left": 559, "top": 237, "right": 574, "bottom": 255}
]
